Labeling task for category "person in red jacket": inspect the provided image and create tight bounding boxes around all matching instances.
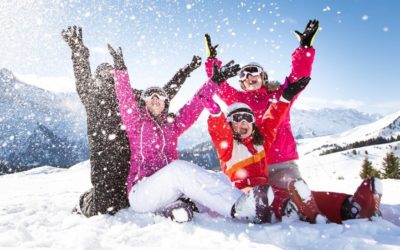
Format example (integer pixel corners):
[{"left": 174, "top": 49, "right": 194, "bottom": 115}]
[
  {"left": 205, "top": 79, "right": 382, "bottom": 224},
  {"left": 203, "top": 75, "right": 325, "bottom": 224},
  {"left": 204, "top": 20, "right": 318, "bottom": 190}
]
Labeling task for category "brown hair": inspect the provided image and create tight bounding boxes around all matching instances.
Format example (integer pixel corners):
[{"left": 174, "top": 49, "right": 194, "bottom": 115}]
[{"left": 231, "top": 123, "right": 265, "bottom": 146}]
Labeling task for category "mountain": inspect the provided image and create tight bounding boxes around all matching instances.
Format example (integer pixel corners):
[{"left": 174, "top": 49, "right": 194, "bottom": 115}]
[
  {"left": 0, "top": 68, "right": 88, "bottom": 173},
  {"left": 290, "top": 108, "right": 382, "bottom": 139},
  {"left": 298, "top": 111, "right": 400, "bottom": 156}
]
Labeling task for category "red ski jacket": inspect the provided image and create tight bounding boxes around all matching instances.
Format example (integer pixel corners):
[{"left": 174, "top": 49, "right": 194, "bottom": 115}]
[{"left": 208, "top": 101, "right": 289, "bottom": 189}]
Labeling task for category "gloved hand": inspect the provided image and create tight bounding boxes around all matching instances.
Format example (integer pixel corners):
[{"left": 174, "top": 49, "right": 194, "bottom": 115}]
[
  {"left": 294, "top": 19, "right": 319, "bottom": 48},
  {"left": 282, "top": 77, "right": 311, "bottom": 101},
  {"left": 204, "top": 34, "right": 218, "bottom": 58},
  {"left": 107, "top": 44, "right": 126, "bottom": 70},
  {"left": 211, "top": 60, "right": 241, "bottom": 85},
  {"left": 199, "top": 94, "right": 221, "bottom": 114},
  {"left": 61, "top": 26, "right": 88, "bottom": 56},
  {"left": 188, "top": 55, "right": 202, "bottom": 71}
]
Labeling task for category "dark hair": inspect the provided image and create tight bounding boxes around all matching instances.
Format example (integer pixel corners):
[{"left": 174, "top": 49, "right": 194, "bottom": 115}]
[{"left": 231, "top": 123, "right": 265, "bottom": 146}]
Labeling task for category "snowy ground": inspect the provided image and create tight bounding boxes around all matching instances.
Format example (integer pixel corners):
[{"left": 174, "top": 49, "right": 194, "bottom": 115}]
[{"left": 1, "top": 146, "right": 400, "bottom": 249}]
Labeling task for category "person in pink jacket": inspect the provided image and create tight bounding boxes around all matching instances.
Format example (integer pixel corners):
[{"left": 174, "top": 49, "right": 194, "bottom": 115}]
[
  {"left": 204, "top": 20, "right": 319, "bottom": 190},
  {"left": 108, "top": 44, "right": 283, "bottom": 224}
]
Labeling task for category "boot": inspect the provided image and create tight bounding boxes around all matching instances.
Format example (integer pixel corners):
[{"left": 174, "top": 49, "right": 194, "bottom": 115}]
[
  {"left": 288, "top": 179, "right": 326, "bottom": 224},
  {"left": 231, "top": 184, "right": 275, "bottom": 224},
  {"left": 162, "top": 200, "right": 194, "bottom": 223},
  {"left": 342, "top": 177, "right": 382, "bottom": 220}
]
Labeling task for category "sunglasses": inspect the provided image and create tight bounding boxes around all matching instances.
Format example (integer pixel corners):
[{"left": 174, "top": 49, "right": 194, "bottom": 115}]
[
  {"left": 239, "top": 65, "right": 264, "bottom": 81},
  {"left": 227, "top": 112, "right": 255, "bottom": 123},
  {"left": 142, "top": 88, "right": 168, "bottom": 102}
]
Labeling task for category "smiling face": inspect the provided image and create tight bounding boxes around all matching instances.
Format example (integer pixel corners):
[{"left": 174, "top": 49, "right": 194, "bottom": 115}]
[
  {"left": 241, "top": 74, "right": 263, "bottom": 91},
  {"left": 145, "top": 96, "right": 166, "bottom": 116},
  {"left": 231, "top": 120, "right": 254, "bottom": 139}
]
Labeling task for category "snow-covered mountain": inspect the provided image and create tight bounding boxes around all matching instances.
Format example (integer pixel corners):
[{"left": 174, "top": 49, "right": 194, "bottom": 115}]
[
  {"left": 298, "top": 111, "right": 400, "bottom": 156},
  {"left": 290, "top": 108, "right": 382, "bottom": 139},
  {"left": 0, "top": 68, "right": 88, "bottom": 173}
]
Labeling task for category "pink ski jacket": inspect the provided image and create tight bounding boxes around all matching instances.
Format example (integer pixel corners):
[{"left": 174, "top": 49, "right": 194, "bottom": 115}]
[
  {"left": 205, "top": 47, "right": 315, "bottom": 164},
  {"left": 114, "top": 70, "right": 217, "bottom": 192}
]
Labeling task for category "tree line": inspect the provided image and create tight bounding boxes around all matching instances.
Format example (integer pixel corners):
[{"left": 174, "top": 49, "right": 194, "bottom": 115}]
[{"left": 320, "top": 135, "right": 400, "bottom": 156}]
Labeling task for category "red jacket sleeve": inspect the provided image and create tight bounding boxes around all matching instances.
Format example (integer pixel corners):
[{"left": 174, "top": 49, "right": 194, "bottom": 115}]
[
  {"left": 207, "top": 113, "right": 233, "bottom": 172},
  {"left": 259, "top": 101, "right": 290, "bottom": 156}
]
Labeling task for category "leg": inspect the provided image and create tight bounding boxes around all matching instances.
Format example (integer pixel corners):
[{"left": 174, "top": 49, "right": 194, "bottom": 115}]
[
  {"left": 129, "top": 160, "right": 243, "bottom": 217},
  {"left": 312, "top": 191, "right": 350, "bottom": 224},
  {"left": 269, "top": 161, "right": 302, "bottom": 189}
]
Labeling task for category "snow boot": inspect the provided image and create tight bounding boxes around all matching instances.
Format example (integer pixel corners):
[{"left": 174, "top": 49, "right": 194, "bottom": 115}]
[
  {"left": 342, "top": 177, "right": 383, "bottom": 220},
  {"left": 231, "top": 184, "right": 275, "bottom": 224},
  {"left": 288, "top": 179, "right": 326, "bottom": 224},
  {"left": 162, "top": 200, "right": 194, "bottom": 223}
]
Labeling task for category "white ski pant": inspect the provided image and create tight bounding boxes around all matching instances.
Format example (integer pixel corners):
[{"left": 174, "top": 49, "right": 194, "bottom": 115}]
[
  {"left": 268, "top": 160, "right": 302, "bottom": 189},
  {"left": 128, "top": 160, "right": 243, "bottom": 217}
]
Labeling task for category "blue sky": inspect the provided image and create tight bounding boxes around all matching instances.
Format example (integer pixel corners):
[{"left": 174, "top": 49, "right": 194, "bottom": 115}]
[{"left": 1, "top": 0, "right": 399, "bottom": 115}]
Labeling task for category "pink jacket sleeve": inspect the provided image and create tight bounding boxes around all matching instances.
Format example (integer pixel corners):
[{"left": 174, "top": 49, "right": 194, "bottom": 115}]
[
  {"left": 114, "top": 69, "right": 141, "bottom": 136},
  {"left": 278, "top": 47, "right": 315, "bottom": 103},
  {"left": 173, "top": 79, "right": 218, "bottom": 136},
  {"left": 205, "top": 57, "right": 239, "bottom": 105}
]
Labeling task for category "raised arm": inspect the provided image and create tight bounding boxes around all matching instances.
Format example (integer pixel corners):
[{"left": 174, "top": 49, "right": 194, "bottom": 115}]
[
  {"left": 62, "top": 26, "right": 93, "bottom": 104},
  {"left": 163, "top": 55, "right": 202, "bottom": 100},
  {"left": 288, "top": 20, "right": 319, "bottom": 83},
  {"left": 260, "top": 77, "right": 311, "bottom": 151},
  {"left": 173, "top": 60, "right": 241, "bottom": 136},
  {"left": 108, "top": 44, "right": 141, "bottom": 134},
  {"left": 204, "top": 34, "right": 240, "bottom": 105}
]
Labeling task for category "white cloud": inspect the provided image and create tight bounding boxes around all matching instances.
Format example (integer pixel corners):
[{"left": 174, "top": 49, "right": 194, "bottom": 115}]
[{"left": 14, "top": 73, "right": 75, "bottom": 93}]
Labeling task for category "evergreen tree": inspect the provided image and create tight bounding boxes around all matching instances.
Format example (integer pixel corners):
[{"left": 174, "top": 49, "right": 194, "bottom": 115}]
[
  {"left": 381, "top": 152, "right": 400, "bottom": 179},
  {"left": 360, "top": 157, "right": 380, "bottom": 179}
]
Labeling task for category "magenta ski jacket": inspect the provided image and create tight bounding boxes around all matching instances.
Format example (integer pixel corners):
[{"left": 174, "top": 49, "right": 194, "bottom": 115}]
[
  {"left": 114, "top": 70, "right": 217, "bottom": 192},
  {"left": 205, "top": 47, "right": 315, "bottom": 164}
]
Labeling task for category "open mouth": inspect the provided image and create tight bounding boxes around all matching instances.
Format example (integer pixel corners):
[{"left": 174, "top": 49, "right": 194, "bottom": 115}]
[{"left": 239, "top": 128, "right": 248, "bottom": 135}]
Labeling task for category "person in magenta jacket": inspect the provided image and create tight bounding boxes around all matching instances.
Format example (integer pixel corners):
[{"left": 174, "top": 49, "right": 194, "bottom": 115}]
[
  {"left": 204, "top": 20, "right": 319, "bottom": 190},
  {"left": 108, "top": 44, "right": 271, "bottom": 223}
]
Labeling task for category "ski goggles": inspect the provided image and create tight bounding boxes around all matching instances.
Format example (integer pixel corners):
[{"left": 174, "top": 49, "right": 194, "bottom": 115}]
[
  {"left": 227, "top": 112, "right": 255, "bottom": 123},
  {"left": 239, "top": 65, "right": 264, "bottom": 81},
  {"left": 142, "top": 87, "right": 168, "bottom": 102}
]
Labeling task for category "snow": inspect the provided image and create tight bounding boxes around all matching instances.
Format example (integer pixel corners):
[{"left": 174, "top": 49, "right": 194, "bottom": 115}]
[{"left": 1, "top": 142, "right": 400, "bottom": 249}]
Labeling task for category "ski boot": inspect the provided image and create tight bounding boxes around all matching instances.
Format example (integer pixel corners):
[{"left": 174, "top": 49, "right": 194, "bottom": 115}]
[{"left": 287, "top": 179, "right": 326, "bottom": 224}]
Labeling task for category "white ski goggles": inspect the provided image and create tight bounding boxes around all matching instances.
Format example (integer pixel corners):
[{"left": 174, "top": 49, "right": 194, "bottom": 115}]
[
  {"left": 142, "top": 88, "right": 168, "bottom": 102},
  {"left": 227, "top": 112, "right": 255, "bottom": 123},
  {"left": 239, "top": 65, "right": 264, "bottom": 81}
]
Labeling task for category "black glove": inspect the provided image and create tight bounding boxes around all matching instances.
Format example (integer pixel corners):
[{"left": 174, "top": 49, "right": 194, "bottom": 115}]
[
  {"left": 211, "top": 60, "right": 240, "bottom": 85},
  {"left": 107, "top": 44, "right": 126, "bottom": 70},
  {"left": 294, "top": 19, "right": 319, "bottom": 48},
  {"left": 189, "top": 55, "right": 202, "bottom": 71},
  {"left": 61, "top": 25, "right": 88, "bottom": 56},
  {"left": 205, "top": 34, "right": 218, "bottom": 58},
  {"left": 282, "top": 77, "right": 311, "bottom": 101}
]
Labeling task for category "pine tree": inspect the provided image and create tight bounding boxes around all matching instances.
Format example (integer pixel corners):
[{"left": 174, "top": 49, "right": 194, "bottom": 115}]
[
  {"left": 381, "top": 152, "right": 400, "bottom": 179},
  {"left": 360, "top": 157, "right": 380, "bottom": 179}
]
